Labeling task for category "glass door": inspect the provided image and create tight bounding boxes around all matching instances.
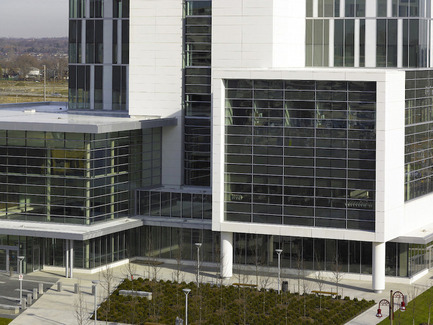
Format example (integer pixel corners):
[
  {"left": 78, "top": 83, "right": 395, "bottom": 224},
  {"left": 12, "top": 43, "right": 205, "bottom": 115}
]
[
  {"left": 0, "top": 249, "right": 6, "bottom": 272},
  {"left": 9, "top": 250, "right": 18, "bottom": 273},
  {"left": 33, "top": 246, "right": 40, "bottom": 271}
]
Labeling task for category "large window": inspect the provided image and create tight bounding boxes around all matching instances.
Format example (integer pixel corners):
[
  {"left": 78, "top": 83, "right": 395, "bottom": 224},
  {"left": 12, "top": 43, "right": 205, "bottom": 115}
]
[
  {"left": 184, "top": 0, "right": 212, "bottom": 186},
  {"left": 405, "top": 70, "right": 433, "bottom": 200},
  {"left": 376, "top": 19, "right": 398, "bottom": 67},
  {"left": 225, "top": 79, "right": 376, "bottom": 231},
  {"left": 0, "top": 130, "right": 146, "bottom": 224},
  {"left": 112, "top": 66, "right": 127, "bottom": 111},
  {"left": 68, "top": 65, "right": 90, "bottom": 110}
]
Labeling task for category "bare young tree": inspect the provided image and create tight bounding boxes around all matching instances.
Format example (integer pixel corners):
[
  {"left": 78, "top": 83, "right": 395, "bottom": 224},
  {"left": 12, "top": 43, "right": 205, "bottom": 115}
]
[
  {"left": 314, "top": 257, "right": 325, "bottom": 310},
  {"left": 259, "top": 272, "right": 272, "bottom": 315},
  {"left": 172, "top": 238, "right": 184, "bottom": 284},
  {"left": 74, "top": 289, "right": 91, "bottom": 325},
  {"left": 428, "top": 282, "right": 433, "bottom": 325},
  {"left": 295, "top": 249, "right": 303, "bottom": 294},
  {"left": 123, "top": 259, "right": 137, "bottom": 281},
  {"left": 331, "top": 255, "right": 344, "bottom": 297},
  {"left": 409, "top": 285, "right": 419, "bottom": 325},
  {"left": 99, "top": 266, "right": 115, "bottom": 322}
]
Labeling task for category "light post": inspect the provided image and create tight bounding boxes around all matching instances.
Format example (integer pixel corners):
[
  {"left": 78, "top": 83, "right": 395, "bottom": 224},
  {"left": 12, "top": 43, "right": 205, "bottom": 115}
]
[
  {"left": 18, "top": 256, "right": 25, "bottom": 306},
  {"left": 183, "top": 288, "right": 191, "bottom": 325},
  {"left": 194, "top": 242, "right": 202, "bottom": 288},
  {"left": 92, "top": 280, "right": 100, "bottom": 325},
  {"left": 275, "top": 249, "right": 283, "bottom": 294},
  {"left": 376, "top": 290, "right": 406, "bottom": 324}
]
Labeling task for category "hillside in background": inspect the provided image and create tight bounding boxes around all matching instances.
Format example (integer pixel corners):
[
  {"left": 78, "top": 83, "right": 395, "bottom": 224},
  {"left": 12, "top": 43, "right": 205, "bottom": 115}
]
[
  {"left": 0, "top": 38, "right": 68, "bottom": 80},
  {"left": 0, "top": 38, "right": 67, "bottom": 58}
]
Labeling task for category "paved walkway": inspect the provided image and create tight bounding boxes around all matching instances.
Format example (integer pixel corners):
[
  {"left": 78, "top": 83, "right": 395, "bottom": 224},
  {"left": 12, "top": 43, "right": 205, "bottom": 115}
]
[{"left": 9, "top": 262, "right": 433, "bottom": 325}]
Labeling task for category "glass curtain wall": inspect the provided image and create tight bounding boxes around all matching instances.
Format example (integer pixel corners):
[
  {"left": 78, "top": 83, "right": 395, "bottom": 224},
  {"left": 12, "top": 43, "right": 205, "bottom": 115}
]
[
  {"left": 112, "top": 0, "right": 129, "bottom": 111},
  {"left": 112, "top": 228, "right": 416, "bottom": 278},
  {"left": 6, "top": 231, "right": 422, "bottom": 277},
  {"left": 405, "top": 70, "right": 433, "bottom": 200},
  {"left": 69, "top": 0, "right": 130, "bottom": 111},
  {"left": 0, "top": 130, "right": 144, "bottom": 224},
  {"left": 306, "top": 0, "right": 431, "bottom": 68},
  {"left": 184, "top": 0, "right": 212, "bottom": 186},
  {"left": 225, "top": 79, "right": 376, "bottom": 231},
  {"left": 137, "top": 189, "right": 212, "bottom": 220}
]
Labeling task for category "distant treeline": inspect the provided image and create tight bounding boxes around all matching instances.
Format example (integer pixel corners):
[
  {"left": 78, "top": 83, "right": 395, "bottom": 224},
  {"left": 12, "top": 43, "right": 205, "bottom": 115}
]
[
  {"left": 0, "top": 37, "right": 67, "bottom": 57},
  {"left": 0, "top": 38, "right": 68, "bottom": 80}
]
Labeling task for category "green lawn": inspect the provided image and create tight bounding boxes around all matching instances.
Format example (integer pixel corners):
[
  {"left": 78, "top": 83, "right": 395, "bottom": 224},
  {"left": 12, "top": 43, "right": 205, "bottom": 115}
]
[
  {"left": 0, "top": 79, "right": 68, "bottom": 104},
  {"left": 378, "top": 286, "right": 433, "bottom": 324},
  {"left": 0, "top": 318, "right": 13, "bottom": 325}
]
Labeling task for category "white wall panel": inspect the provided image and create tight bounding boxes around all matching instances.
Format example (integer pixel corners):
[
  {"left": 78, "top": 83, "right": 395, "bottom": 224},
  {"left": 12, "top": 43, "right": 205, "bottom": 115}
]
[{"left": 129, "top": 0, "right": 183, "bottom": 186}]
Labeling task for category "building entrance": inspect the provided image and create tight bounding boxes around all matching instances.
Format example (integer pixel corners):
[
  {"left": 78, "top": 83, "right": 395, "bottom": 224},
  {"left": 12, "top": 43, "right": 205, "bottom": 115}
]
[{"left": 0, "top": 246, "right": 19, "bottom": 273}]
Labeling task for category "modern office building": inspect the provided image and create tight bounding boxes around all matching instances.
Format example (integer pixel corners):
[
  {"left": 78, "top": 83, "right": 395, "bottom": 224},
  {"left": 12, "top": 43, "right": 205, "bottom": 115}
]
[{"left": 1, "top": 0, "right": 433, "bottom": 293}]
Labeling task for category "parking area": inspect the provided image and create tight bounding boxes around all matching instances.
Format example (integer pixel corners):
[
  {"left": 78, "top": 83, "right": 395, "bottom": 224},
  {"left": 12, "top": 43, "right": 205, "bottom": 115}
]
[{"left": 0, "top": 272, "right": 58, "bottom": 319}]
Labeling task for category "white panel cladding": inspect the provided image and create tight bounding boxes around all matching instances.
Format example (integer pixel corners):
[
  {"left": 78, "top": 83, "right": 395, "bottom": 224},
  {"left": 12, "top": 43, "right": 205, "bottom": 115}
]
[
  {"left": 375, "top": 71, "right": 406, "bottom": 242},
  {"left": 398, "top": 19, "right": 403, "bottom": 67},
  {"left": 404, "top": 193, "right": 433, "bottom": 235},
  {"left": 129, "top": 0, "right": 183, "bottom": 186},
  {"left": 103, "top": 65, "right": 113, "bottom": 110},
  {"left": 387, "top": 0, "right": 392, "bottom": 18},
  {"left": 272, "top": 0, "right": 306, "bottom": 68},
  {"left": 103, "top": 20, "right": 113, "bottom": 63},
  {"left": 212, "top": 68, "right": 404, "bottom": 242},
  {"left": 329, "top": 20, "right": 334, "bottom": 67},
  {"left": 365, "top": 0, "right": 376, "bottom": 17},
  {"left": 354, "top": 19, "right": 360, "bottom": 67},
  {"left": 211, "top": 78, "right": 226, "bottom": 231},
  {"left": 212, "top": 0, "right": 306, "bottom": 70},
  {"left": 365, "top": 19, "right": 377, "bottom": 67}
]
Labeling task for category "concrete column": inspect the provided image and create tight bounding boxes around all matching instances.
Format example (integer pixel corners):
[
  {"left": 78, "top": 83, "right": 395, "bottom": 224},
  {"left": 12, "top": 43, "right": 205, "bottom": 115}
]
[
  {"left": 70, "top": 240, "right": 74, "bottom": 278},
  {"left": 372, "top": 242, "right": 386, "bottom": 293},
  {"left": 220, "top": 232, "right": 233, "bottom": 278},
  {"left": 65, "top": 239, "right": 69, "bottom": 278}
]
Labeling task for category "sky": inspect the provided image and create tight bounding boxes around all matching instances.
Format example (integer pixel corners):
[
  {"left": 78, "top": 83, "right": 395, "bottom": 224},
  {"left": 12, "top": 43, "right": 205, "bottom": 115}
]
[{"left": 0, "top": 0, "right": 68, "bottom": 38}]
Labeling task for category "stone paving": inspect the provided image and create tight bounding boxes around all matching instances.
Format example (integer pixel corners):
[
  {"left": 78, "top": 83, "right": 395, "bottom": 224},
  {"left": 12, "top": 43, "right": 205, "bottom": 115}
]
[{"left": 7, "top": 262, "right": 433, "bottom": 325}]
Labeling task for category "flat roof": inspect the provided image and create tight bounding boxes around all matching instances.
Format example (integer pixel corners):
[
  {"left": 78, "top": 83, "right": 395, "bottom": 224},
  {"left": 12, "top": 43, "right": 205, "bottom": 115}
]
[
  {"left": 0, "top": 102, "right": 176, "bottom": 133},
  {"left": 0, "top": 216, "right": 211, "bottom": 240},
  {"left": 393, "top": 223, "right": 433, "bottom": 244},
  {"left": 0, "top": 217, "right": 143, "bottom": 240}
]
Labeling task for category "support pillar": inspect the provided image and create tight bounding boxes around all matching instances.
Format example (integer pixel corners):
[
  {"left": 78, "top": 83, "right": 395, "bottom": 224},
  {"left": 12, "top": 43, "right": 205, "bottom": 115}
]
[
  {"left": 220, "top": 232, "right": 233, "bottom": 278},
  {"left": 65, "top": 240, "right": 69, "bottom": 278},
  {"left": 372, "top": 242, "right": 386, "bottom": 293},
  {"left": 70, "top": 240, "right": 74, "bottom": 278}
]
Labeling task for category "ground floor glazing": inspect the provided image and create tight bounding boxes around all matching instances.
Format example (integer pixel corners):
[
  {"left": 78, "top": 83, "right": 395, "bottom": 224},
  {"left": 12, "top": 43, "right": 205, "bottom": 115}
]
[{"left": 0, "top": 227, "right": 431, "bottom": 279}]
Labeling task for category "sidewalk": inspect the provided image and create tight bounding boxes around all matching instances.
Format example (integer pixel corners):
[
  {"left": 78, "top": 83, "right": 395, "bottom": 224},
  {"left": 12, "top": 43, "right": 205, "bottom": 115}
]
[{"left": 10, "top": 262, "right": 433, "bottom": 325}]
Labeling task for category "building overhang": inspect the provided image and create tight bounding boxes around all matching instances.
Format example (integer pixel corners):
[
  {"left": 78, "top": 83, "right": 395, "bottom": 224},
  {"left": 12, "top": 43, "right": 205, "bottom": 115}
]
[
  {"left": 0, "top": 218, "right": 144, "bottom": 241},
  {"left": 0, "top": 216, "right": 211, "bottom": 241},
  {"left": 0, "top": 102, "right": 177, "bottom": 133},
  {"left": 392, "top": 222, "right": 433, "bottom": 245}
]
